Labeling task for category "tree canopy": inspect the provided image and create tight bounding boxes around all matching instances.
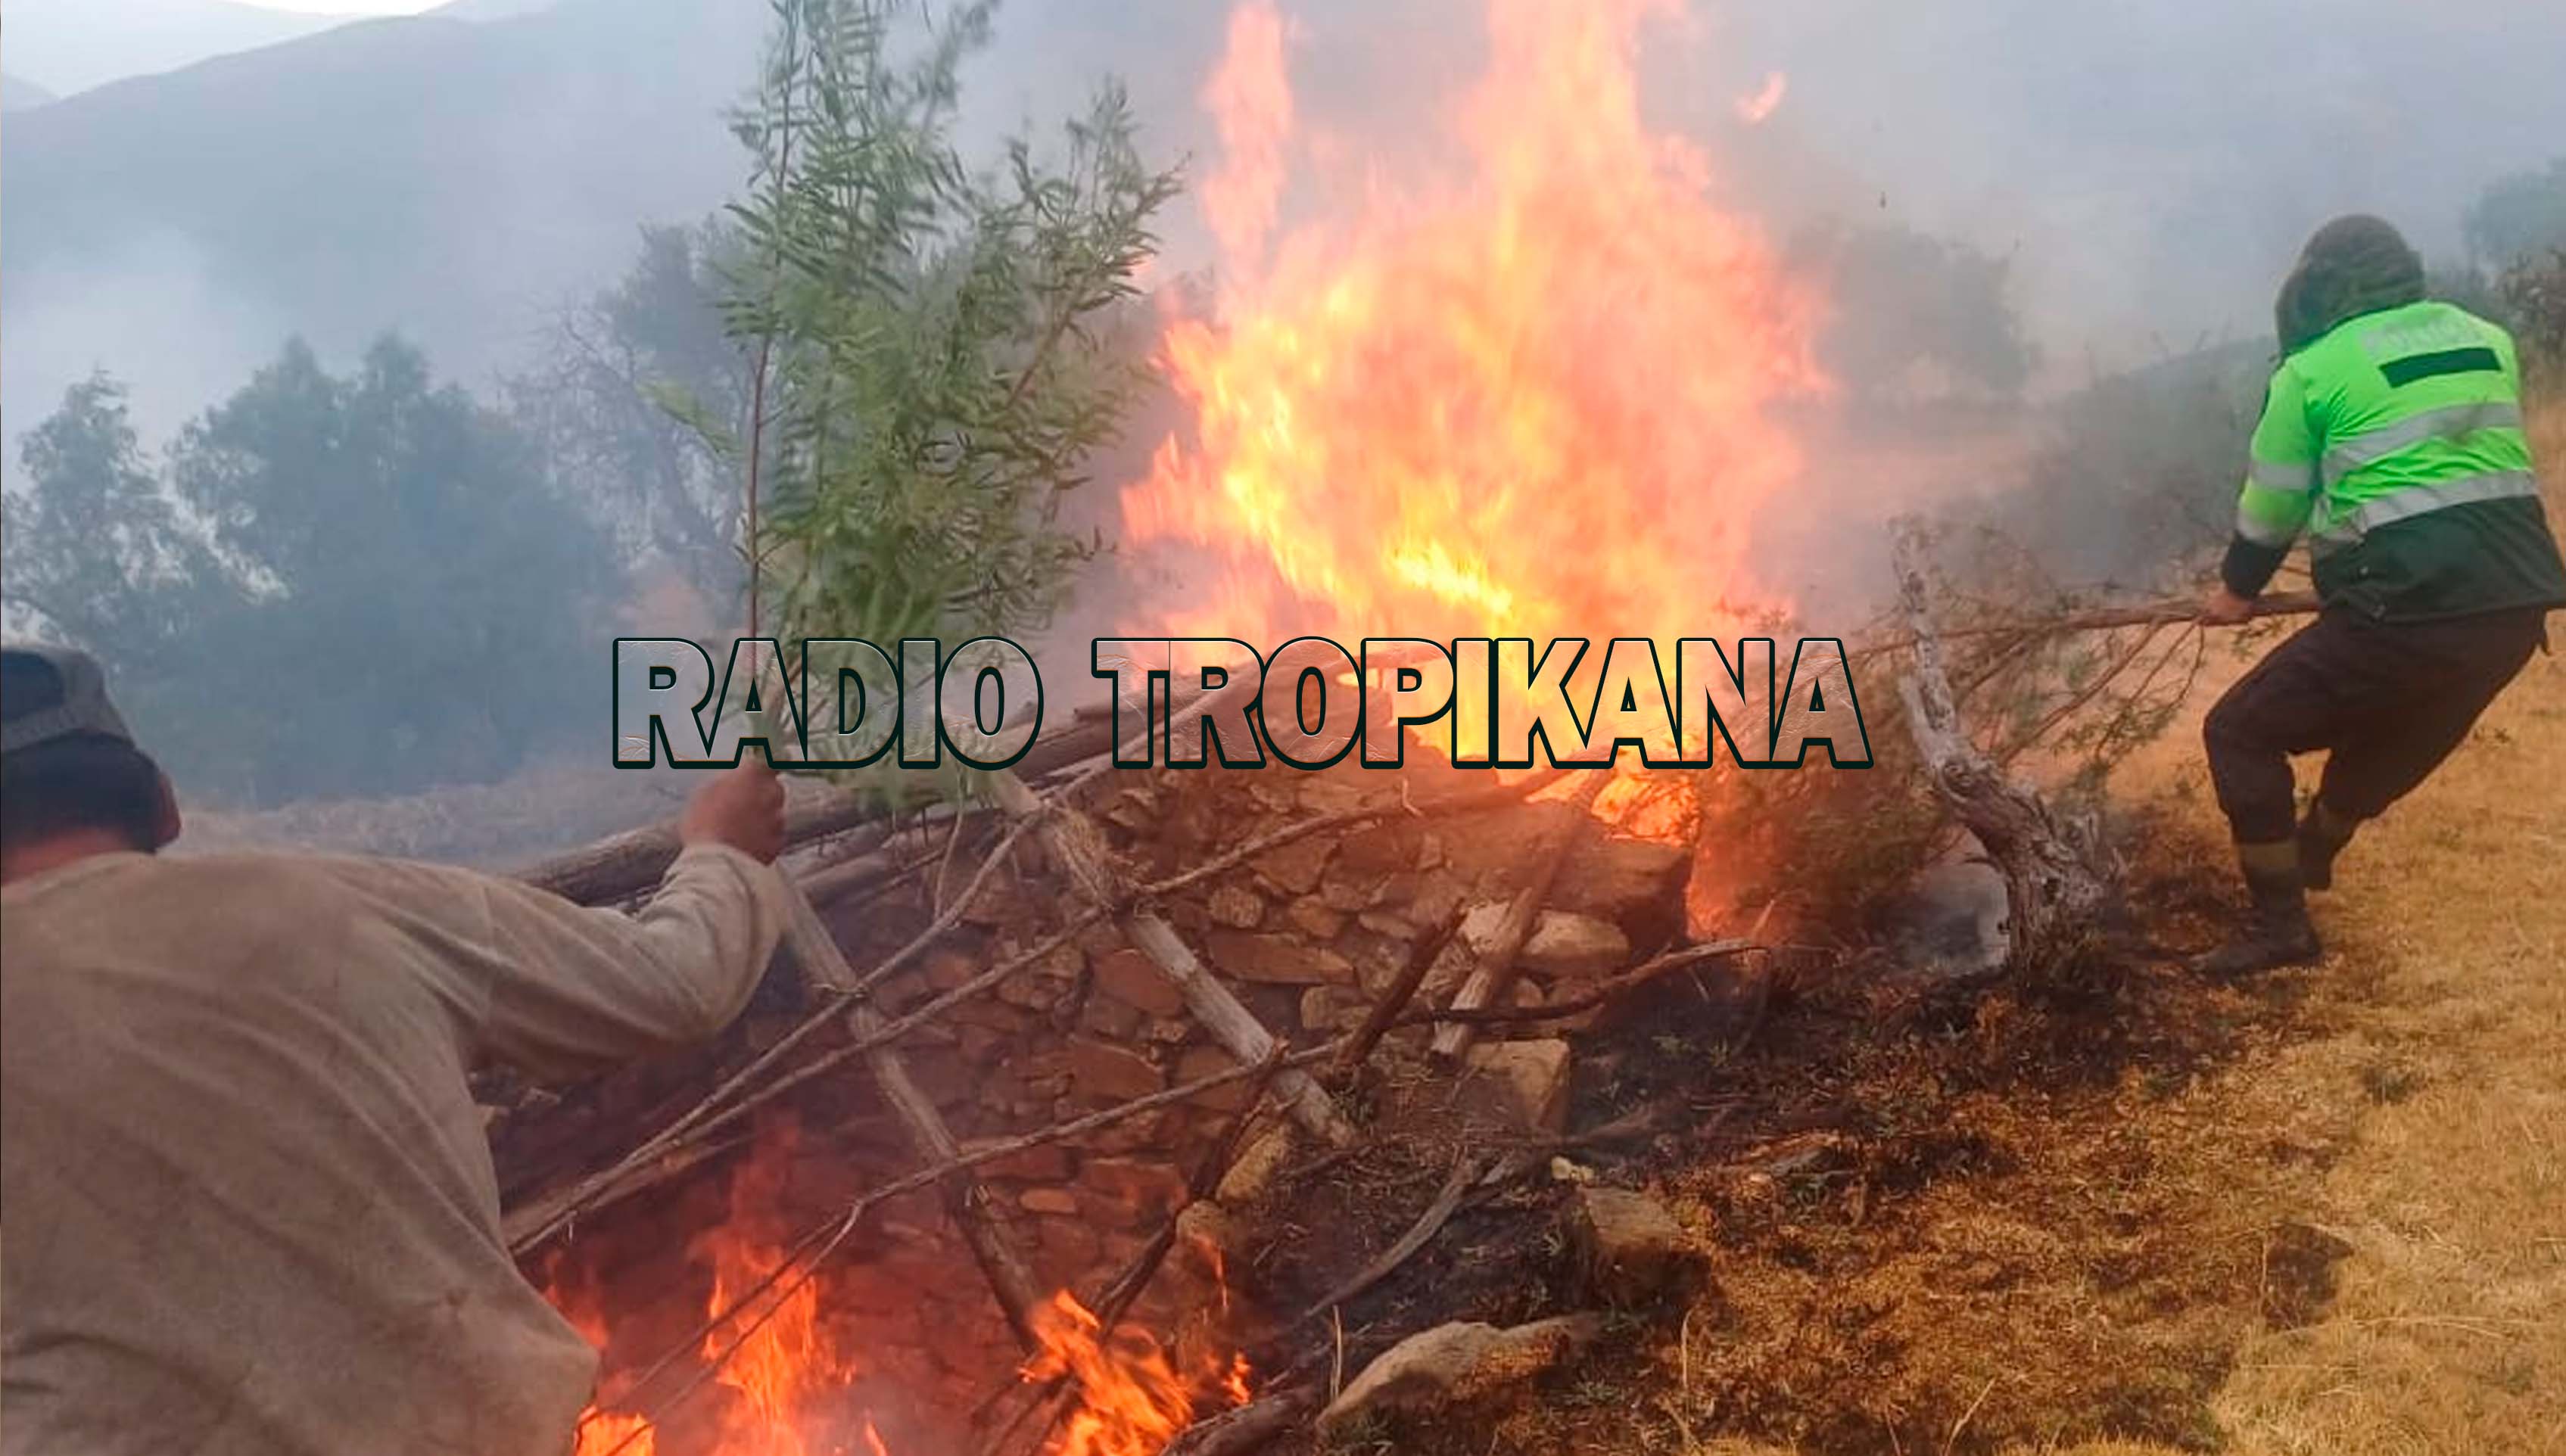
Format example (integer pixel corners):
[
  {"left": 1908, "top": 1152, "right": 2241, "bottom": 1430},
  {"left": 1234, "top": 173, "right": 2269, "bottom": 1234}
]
[{"left": 8, "top": 337, "right": 617, "bottom": 804}]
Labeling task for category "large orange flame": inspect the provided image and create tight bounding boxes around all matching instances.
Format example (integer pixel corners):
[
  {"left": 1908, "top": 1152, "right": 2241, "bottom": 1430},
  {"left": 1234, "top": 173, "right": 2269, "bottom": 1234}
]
[
  {"left": 552, "top": 1118, "right": 1247, "bottom": 1456},
  {"left": 1126, "top": 0, "right": 1821, "bottom": 647}
]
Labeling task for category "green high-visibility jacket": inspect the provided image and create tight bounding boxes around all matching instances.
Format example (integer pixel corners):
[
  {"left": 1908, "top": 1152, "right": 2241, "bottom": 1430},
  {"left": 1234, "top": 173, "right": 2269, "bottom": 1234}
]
[{"left": 2223, "top": 299, "right": 2566, "bottom": 621}]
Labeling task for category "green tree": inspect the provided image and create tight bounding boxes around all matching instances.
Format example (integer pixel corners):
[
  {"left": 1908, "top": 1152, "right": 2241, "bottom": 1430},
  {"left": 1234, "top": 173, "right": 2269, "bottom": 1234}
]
[
  {"left": 711, "top": 0, "right": 1178, "bottom": 661},
  {"left": 2465, "top": 158, "right": 2566, "bottom": 269},
  {"left": 10, "top": 338, "right": 620, "bottom": 805},
  {"left": 3, "top": 374, "right": 222, "bottom": 684}
]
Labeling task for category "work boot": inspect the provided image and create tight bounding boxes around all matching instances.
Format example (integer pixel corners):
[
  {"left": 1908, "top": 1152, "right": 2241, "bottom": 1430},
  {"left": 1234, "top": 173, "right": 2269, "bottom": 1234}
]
[
  {"left": 2296, "top": 800, "right": 2361, "bottom": 891},
  {"left": 2193, "top": 841, "right": 2322, "bottom": 978}
]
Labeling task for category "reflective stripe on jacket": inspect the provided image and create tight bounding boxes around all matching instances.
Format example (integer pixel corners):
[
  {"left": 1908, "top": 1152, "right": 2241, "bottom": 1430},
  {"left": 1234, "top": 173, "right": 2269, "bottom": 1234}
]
[{"left": 2229, "top": 299, "right": 2564, "bottom": 621}]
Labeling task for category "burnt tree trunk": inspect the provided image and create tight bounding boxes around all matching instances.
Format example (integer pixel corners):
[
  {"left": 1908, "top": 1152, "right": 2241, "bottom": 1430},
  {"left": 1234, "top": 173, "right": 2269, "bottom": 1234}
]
[{"left": 1889, "top": 518, "right": 2111, "bottom": 963}]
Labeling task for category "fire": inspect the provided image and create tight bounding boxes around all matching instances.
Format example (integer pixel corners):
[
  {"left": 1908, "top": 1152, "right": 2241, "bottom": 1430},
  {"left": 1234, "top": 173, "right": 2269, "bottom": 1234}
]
[
  {"left": 550, "top": 1118, "right": 1250, "bottom": 1456},
  {"left": 1126, "top": 0, "right": 1821, "bottom": 650},
  {"left": 554, "top": 1118, "right": 855, "bottom": 1456},
  {"left": 1022, "top": 1292, "right": 1243, "bottom": 1456},
  {"left": 690, "top": 1118, "right": 849, "bottom": 1455}
]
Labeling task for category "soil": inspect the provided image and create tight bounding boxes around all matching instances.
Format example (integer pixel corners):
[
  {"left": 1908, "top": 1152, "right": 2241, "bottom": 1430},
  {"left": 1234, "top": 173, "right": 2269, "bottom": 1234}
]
[{"left": 1213, "top": 810, "right": 2356, "bottom": 1456}]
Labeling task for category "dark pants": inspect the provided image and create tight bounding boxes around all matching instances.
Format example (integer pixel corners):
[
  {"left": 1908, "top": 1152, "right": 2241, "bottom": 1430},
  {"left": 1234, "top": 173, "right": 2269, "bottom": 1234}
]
[{"left": 2203, "top": 607, "right": 2549, "bottom": 844}]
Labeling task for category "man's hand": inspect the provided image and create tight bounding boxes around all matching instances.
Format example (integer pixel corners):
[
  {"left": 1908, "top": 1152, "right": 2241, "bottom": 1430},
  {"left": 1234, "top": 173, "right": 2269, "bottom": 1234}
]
[
  {"left": 678, "top": 762, "right": 786, "bottom": 863},
  {"left": 2199, "top": 585, "right": 2258, "bottom": 626}
]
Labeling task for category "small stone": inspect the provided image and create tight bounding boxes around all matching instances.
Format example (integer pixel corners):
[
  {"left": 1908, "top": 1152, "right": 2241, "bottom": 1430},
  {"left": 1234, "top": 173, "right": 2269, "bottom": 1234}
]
[
  {"left": 1319, "top": 869, "right": 1388, "bottom": 913},
  {"left": 1299, "top": 984, "right": 1371, "bottom": 1034},
  {"left": 1083, "top": 1156, "right": 1190, "bottom": 1218},
  {"left": 1206, "top": 882, "right": 1266, "bottom": 929},
  {"left": 1174, "top": 1045, "right": 1249, "bottom": 1110},
  {"left": 1520, "top": 912, "right": 1629, "bottom": 978},
  {"left": 1287, "top": 896, "right": 1349, "bottom": 939},
  {"left": 1319, "top": 1316, "right": 1603, "bottom": 1433},
  {"left": 1458, "top": 1039, "right": 1572, "bottom": 1134},
  {"left": 1064, "top": 1037, "right": 1163, "bottom": 1102},
  {"left": 964, "top": 1138, "right": 1073, "bottom": 1183},
  {"left": 1249, "top": 835, "right": 1334, "bottom": 894},
  {"left": 1077, "top": 994, "right": 1144, "bottom": 1041},
  {"left": 1017, "top": 1187, "right": 1081, "bottom": 1216},
  {"left": 1569, "top": 1186, "right": 1704, "bottom": 1305},
  {"left": 1203, "top": 930, "right": 1354, "bottom": 985},
  {"left": 1215, "top": 1123, "right": 1297, "bottom": 1205},
  {"left": 1092, "top": 947, "right": 1187, "bottom": 1018}
]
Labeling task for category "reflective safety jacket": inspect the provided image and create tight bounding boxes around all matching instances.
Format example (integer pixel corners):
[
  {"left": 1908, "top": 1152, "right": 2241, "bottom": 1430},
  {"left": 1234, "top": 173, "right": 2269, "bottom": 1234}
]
[{"left": 2223, "top": 299, "right": 2566, "bottom": 621}]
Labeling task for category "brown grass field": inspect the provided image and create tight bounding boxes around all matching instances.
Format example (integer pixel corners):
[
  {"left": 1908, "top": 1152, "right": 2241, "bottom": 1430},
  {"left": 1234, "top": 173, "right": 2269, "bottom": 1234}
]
[{"left": 1435, "top": 394, "right": 2566, "bottom": 1456}]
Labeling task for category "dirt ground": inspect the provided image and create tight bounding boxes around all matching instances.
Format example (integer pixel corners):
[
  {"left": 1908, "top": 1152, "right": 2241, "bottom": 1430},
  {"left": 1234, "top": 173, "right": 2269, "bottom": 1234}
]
[{"left": 1276, "top": 403, "right": 2566, "bottom": 1456}]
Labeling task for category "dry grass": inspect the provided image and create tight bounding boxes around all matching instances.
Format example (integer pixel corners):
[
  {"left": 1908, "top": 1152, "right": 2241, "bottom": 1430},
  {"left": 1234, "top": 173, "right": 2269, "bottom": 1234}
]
[{"left": 1485, "top": 396, "right": 2566, "bottom": 1456}]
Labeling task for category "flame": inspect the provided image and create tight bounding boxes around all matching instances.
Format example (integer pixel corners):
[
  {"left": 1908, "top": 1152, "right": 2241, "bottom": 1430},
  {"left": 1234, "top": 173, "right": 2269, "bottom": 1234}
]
[
  {"left": 1023, "top": 1292, "right": 1244, "bottom": 1456},
  {"left": 549, "top": 1118, "right": 1252, "bottom": 1456},
  {"left": 1126, "top": 0, "right": 1821, "bottom": 649},
  {"left": 690, "top": 1118, "right": 852, "bottom": 1454}
]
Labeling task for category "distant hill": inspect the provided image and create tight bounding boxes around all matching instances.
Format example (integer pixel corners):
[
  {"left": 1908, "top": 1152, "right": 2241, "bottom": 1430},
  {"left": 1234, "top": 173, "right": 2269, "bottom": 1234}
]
[
  {"left": 1, "top": 0, "right": 763, "bottom": 453},
  {"left": 2, "top": 0, "right": 347, "bottom": 98},
  {"left": 2, "top": 73, "right": 58, "bottom": 111}
]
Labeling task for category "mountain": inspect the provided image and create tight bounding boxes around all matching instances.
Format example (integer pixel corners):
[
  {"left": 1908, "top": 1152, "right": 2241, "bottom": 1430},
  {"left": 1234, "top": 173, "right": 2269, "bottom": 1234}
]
[
  {"left": 2, "top": 0, "right": 764, "bottom": 452},
  {"left": 2, "top": 0, "right": 348, "bottom": 98},
  {"left": 2, "top": 73, "right": 59, "bottom": 111}
]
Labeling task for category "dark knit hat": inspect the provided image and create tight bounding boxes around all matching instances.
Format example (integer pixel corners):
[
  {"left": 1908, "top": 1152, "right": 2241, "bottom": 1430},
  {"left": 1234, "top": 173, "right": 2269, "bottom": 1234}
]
[
  {"left": 2275, "top": 214, "right": 2425, "bottom": 354},
  {"left": 2, "top": 645, "right": 137, "bottom": 758}
]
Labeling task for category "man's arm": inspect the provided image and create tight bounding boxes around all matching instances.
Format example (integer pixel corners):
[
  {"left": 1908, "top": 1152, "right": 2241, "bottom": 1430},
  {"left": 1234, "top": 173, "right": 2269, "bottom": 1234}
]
[
  {"left": 2206, "top": 361, "right": 2320, "bottom": 622},
  {"left": 428, "top": 765, "right": 793, "bottom": 1080}
]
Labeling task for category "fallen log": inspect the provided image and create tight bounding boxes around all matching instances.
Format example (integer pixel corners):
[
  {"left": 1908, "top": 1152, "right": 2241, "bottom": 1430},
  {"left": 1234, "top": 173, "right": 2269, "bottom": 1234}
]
[
  {"left": 1889, "top": 518, "right": 2113, "bottom": 960},
  {"left": 511, "top": 694, "right": 1180, "bottom": 907}
]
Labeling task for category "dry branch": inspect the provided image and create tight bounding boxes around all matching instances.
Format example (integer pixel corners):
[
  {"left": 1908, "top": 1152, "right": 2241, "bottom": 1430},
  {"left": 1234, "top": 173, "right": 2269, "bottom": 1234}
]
[
  {"left": 778, "top": 879, "right": 1048, "bottom": 1347},
  {"left": 1889, "top": 518, "right": 2112, "bottom": 958}
]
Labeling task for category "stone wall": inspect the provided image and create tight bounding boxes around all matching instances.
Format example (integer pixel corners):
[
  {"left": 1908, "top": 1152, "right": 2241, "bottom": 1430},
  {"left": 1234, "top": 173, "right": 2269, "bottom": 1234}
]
[{"left": 502, "top": 758, "right": 1690, "bottom": 1452}]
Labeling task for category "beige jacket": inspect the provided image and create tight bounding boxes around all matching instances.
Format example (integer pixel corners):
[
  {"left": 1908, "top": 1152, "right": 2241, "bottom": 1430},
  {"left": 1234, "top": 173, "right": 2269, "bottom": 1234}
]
[{"left": 0, "top": 845, "right": 789, "bottom": 1456}]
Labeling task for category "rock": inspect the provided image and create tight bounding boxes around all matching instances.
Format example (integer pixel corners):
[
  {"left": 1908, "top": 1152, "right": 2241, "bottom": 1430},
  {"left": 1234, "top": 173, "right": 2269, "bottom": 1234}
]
[
  {"left": 1018, "top": 1187, "right": 1081, "bottom": 1215},
  {"left": 1203, "top": 929, "right": 1354, "bottom": 985},
  {"left": 1457, "top": 1039, "right": 1571, "bottom": 1134},
  {"left": 1207, "top": 882, "right": 1266, "bottom": 929},
  {"left": 962, "top": 1138, "right": 1074, "bottom": 1183},
  {"left": 1172, "top": 1200, "right": 1238, "bottom": 1274},
  {"left": 1082, "top": 1156, "right": 1190, "bottom": 1218},
  {"left": 1299, "top": 984, "right": 1371, "bottom": 1034},
  {"left": 1570, "top": 1186, "right": 1704, "bottom": 1305},
  {"left": 1555, "top": 837, "right": 1687, "bottom": 921},
  {"left": 1063, "top": 1037, "right": 1163, "bottom": 1102},
  {"left": 1287, "top": 896, "right": 1349, "bottom": 939},
  {"left": 1175, "top": 1045, "right": 1249, "bottom": 1110},
  {"left": 1249, "top": 835, "right": 1334, "bottom": 894},
  {"left": 1318, "top": 868, "right": 1390, "bottom": 913},
  {"left": 1318, "top": 1315, "right": 1603, "bottom": 1433},
  {"left": 1215, "top": 1124, "right": 1297, "bottom": 1205},
  {"left": 1520, "top": 912, "right": 1630, "bottom": 978},
  {"left": 1092, "top": 947, "right": 1187, "bottom": 1018}
]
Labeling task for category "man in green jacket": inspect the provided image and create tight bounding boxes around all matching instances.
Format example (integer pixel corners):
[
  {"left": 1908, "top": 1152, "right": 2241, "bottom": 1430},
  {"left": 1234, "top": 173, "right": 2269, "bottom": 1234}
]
[{"left": 2195, "top": 214, "right": 2564, "bottom": 975}]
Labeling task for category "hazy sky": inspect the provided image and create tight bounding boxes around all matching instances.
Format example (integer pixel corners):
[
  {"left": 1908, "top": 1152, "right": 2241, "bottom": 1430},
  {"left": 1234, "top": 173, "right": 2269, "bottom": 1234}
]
[{"left": 236, "top": 2, "right": 439, "bottom": 12}]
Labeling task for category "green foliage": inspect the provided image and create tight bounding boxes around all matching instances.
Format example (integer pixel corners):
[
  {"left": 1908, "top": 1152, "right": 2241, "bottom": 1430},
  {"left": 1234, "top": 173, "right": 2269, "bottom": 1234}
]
[
  {"left": 2465, "top": 157, "right": 2566, "bottom": 269},
  {"left": 8, "top": 338, "right": 618, "bottom": 805},
  {"left": 708, "top": 0, "right": 1178, "bottom": 655}
]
